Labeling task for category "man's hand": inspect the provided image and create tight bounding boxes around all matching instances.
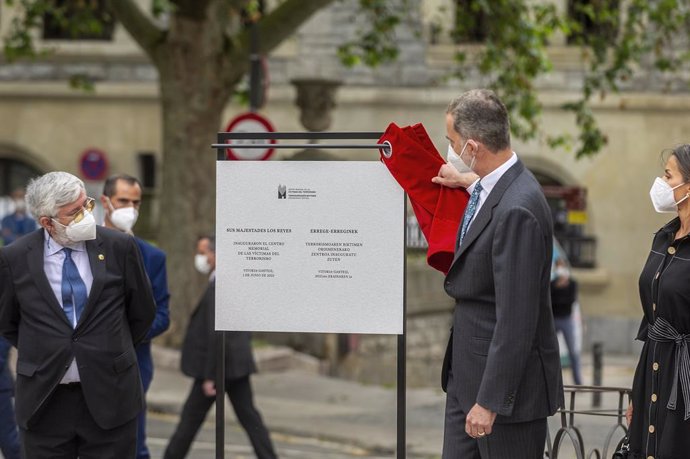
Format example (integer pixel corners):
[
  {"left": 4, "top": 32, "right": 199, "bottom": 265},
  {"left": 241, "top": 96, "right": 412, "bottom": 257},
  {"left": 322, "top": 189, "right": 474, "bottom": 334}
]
[
  {"left": 202, "top": 379, "right": 217, "bottom": 397},
  {"left": 432, "top": 163, "right": 479, "bottom": 189},
  {"left": 466, "top": 403, "right": 497, "bottom": 438}
]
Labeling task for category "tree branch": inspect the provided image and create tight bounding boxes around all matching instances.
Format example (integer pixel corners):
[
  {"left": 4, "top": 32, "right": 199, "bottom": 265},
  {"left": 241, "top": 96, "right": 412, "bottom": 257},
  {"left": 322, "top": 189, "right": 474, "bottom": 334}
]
[
  {"left": 231, "top": 0, "right": 335, "bottom": 62},
  {"left": 107, "top": 0, "right": 165, "bottom": 57}
]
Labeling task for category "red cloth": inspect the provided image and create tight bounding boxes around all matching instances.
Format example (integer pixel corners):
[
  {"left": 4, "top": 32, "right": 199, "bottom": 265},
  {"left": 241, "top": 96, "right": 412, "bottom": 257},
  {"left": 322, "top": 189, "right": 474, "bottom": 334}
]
[{"left": 379, "top": 122, "right": 469, "bottom": 274}]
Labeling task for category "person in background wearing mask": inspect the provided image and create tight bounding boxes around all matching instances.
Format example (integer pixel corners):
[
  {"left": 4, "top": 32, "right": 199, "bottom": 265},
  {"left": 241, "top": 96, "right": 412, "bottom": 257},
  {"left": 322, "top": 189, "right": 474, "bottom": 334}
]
[
  {"left": 163, "top": 235, "right": 277, "bottom": 459},
  {"left": 434, "top": 89, "right": 563, "bottom": 459},
  {"left": 0, "top": 171, "right": 156, "bottom": 458},
  {"left": 626, "top": 145, "right": 690, "bottom": 458},
  {"left": 551, "top": 240, "right": 583, "bottom": 386},
  {"left": 101, "top": 174, "right": 170, "bottom": 459},
  {"left": 1, "top": 187, "right": 37, "bottom": 246},
  {"left": 0, "top": 336, "right": 20, "bottom": 459}
]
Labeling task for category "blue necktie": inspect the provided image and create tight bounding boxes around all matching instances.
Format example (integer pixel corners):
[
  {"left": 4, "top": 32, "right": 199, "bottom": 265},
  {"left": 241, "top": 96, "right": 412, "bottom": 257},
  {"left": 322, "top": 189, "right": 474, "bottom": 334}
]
[
  {"left": 459, "top": 181, "right": 483, "bottom": 245},
  {"left": 61, "top": 248, "right": 87, "bottom": 327}
]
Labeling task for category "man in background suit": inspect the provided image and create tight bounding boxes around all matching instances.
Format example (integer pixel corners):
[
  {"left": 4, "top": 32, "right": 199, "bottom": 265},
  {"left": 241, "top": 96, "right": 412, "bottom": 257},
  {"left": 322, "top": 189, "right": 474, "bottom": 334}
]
[
  {"left": 101, "top": 173, "right": 170, "bottom": 459},
  {"left": 163, "top": 235, "right": 277, "bottom": 459},
  {"left": 0, "top": 171, "right": 156, "bottom": 458},
  {"left": 0, "top": 336, "right": 20, "bottom": 459},
  {"left": 435, "top": 89, "right": 563, "bottom": 458}
]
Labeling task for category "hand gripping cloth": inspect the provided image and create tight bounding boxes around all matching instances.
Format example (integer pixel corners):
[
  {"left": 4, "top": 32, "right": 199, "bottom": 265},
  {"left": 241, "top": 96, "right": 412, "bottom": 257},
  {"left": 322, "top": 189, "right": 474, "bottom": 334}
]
[{"left": 379, "top": 122, "right": 469, "bottom": 274}]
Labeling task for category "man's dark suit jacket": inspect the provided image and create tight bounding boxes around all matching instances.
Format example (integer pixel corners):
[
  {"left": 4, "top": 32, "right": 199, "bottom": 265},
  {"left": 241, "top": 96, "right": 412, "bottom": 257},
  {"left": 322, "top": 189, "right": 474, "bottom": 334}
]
[
  {"left": 0, "top": 226, "right": 156, "bottom": 430},
  {"left": 442, "top": 159, "right": 564, "bottom": 423},
  {"left": 181, "top": 280, "right": 256, "bottom": 381},
  {"left": 0, "top": 337, "right": 13, "bottom": 393},
  {"left": 135, "top": 238, "right": 170, "bottom": 343}
]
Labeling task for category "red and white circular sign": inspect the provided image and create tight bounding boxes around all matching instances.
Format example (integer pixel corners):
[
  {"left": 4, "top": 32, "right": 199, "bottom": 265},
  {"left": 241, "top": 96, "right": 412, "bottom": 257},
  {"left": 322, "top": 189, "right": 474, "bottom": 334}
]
[{"left": 224, "top": 112, "right": 276, "bottom": 160}]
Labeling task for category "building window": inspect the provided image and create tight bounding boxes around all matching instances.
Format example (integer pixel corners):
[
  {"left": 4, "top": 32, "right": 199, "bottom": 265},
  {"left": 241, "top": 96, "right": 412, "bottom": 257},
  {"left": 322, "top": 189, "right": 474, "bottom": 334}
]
[
  {"left": 567, "top": 0, "right": 619, "bottom": 45},
  {"left": 42, "top": 0, "right": 115, "bottom": 41},
  {"left": 452, "top": 0, "right": 488, "bottom": 43}
]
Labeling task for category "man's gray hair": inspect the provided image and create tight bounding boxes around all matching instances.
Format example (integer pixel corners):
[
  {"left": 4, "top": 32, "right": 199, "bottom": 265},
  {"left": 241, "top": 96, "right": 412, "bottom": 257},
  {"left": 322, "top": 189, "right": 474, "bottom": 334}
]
[
  {"left": 26, "top": 171, "right": 85, "bottom": 218},
  {"left": 446, "top": 89, "right": 511, "bottom": 153}
]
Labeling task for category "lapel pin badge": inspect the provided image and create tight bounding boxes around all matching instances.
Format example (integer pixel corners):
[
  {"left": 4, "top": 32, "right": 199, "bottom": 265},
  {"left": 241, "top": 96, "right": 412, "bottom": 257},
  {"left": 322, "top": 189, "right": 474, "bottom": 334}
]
[{"left": 98, "top": 254, "right": 105, "bottom": 261}]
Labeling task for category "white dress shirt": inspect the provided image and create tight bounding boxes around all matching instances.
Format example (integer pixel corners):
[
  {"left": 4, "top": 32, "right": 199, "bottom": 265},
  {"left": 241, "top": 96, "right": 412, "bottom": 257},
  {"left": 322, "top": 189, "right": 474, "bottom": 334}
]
[
  {"left": 464, "top": 152, "right": 518, "bottom": 233},
  {"left": 43, "top": 230, "right": 93, "bottom": 383}
]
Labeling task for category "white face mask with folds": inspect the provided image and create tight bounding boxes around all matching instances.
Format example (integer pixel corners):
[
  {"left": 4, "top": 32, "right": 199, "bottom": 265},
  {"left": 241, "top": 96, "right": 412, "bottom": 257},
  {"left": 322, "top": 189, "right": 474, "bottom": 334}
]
[
  {"left": 52, "top": 210, "right": 97, "bottom": 245},
  {"left": 194, "top": 254, "right": 212, "bottom": 275},
  {"left": 447, "top": 142, "right": 475, "bottom": 173},
  {"left": 649, "top": 177, "right": 689, "bottom": 213},
  {"left": 108, "top": 199, "right": 139, "bottom": 233}
]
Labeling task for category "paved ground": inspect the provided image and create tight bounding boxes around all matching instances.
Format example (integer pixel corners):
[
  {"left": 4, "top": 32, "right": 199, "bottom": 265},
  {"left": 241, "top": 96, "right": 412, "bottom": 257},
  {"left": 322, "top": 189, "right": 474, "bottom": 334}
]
[{"left": 147, "top": 345, "right": 638, "bottom": 459}]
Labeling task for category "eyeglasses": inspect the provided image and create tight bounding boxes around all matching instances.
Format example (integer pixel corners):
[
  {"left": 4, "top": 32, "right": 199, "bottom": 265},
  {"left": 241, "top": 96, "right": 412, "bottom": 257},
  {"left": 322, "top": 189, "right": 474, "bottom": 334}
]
[{"left": 54, "top": 197, "right": 96, "bottom": 225}]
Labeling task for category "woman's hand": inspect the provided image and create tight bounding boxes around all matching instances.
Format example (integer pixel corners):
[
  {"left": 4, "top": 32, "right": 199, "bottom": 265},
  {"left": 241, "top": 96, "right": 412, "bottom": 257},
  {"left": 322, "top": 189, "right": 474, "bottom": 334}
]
[{"left": 625, "top": 401, "right": 633, "bottom": 426}]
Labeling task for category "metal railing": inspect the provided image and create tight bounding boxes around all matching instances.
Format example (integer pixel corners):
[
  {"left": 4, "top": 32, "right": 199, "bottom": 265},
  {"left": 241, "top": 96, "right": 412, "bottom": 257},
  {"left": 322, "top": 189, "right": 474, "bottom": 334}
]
[
  {"left": 406, "top": 217, "right": 428, "bottom": 250},
  {"left": 546, "top": 385, "right": 630, "bottom": 459}
]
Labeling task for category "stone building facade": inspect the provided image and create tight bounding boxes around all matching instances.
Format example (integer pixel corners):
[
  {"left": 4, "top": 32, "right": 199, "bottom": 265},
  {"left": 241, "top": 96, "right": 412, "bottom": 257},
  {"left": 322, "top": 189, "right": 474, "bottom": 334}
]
[{"left": 0, "top": 1, "right": 686, "bottom": 385}]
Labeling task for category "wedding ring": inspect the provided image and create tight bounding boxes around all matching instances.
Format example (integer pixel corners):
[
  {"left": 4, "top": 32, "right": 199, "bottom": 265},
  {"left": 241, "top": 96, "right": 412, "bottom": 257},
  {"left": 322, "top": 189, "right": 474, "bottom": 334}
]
[{"left": 478, "top": 431, "right": 486, "bottom": 436}]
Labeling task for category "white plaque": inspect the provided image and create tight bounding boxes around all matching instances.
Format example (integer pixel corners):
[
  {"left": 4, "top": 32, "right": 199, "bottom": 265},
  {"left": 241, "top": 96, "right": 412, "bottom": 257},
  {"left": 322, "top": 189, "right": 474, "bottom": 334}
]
[{"left": 215, "top": 161, "right": 405, "bottom": 334}]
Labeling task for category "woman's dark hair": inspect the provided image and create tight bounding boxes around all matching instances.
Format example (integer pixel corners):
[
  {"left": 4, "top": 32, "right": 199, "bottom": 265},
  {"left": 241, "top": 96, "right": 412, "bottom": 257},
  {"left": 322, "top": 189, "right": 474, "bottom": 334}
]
[
  {"left": 668, "top": 145, "right": 690, "bottom": 182},
  {"left": 661, "top": 143, "right": 690, "bottom": 183}
]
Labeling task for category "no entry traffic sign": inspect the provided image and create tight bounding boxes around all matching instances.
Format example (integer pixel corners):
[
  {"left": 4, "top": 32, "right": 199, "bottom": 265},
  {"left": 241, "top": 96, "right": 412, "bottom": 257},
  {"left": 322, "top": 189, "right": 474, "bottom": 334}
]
[
  {"left": 224, "top": 112, "right": 276, "bottom": 160},
  {"left": 79, "top": 148, "right": 109, "bottom": 181}
]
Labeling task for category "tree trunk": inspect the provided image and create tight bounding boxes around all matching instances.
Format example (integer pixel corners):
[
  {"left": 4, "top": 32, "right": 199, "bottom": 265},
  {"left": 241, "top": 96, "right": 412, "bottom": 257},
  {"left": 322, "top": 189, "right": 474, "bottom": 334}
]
[{"left": 154, "top": 13, "right": 236, "bottom": 345}]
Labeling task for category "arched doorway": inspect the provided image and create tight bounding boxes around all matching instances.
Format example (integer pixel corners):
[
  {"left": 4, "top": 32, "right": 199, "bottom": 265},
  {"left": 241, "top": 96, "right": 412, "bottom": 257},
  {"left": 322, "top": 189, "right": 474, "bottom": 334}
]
[{"left": 0, "top": 157, "right": 43, "bottom": 218}]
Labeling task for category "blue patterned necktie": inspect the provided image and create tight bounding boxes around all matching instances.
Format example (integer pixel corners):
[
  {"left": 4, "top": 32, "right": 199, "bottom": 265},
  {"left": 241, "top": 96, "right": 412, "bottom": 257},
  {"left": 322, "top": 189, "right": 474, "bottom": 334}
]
[
  {"left": 459, "top": 181, "right": 483, "bottom": 245},
  {"left": 61, "top": 248, "right": 87, "bottom": 327}
]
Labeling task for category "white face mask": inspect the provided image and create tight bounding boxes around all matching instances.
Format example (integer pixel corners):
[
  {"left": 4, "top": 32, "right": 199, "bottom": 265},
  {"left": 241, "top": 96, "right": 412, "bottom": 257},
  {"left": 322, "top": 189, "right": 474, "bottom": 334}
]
[
  {"left": 108, "top": 200, "right": 139, "bottom": 233},
  {"left": 14, "top": 199, "right": 26, "bottom": 212},
  {"left": 194, "top": 254, "right": 211, "bottom": 275},
  {"left": 554, "top": 266, "right": 570, "bottom": 278},
  {"left": 447, "top": 144, "right": 473, "bottom": 173},
  {"left": 52, "top": 210, "right": 97, "bottom": 245},
  {"left": 649, "top": 177, "right": 689, "bottom": 213},
  {"left": 458, "top": 140, "right": 476, "bottom": 172}
]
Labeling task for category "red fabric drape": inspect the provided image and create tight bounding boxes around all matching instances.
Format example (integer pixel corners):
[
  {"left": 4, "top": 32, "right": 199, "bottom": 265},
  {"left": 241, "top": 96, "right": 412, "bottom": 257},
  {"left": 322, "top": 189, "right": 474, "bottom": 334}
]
[{"left": 379, "top": 122, "right": 469, "bottom": 274}]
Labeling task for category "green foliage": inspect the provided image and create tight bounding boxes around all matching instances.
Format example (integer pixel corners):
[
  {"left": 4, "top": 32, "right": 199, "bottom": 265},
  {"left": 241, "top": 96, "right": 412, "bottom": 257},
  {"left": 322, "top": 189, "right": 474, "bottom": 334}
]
[
  {"left": 337, "top": 0, "right": 401, "bottom": 67},
  {"left": 68, "top": 73, "right": 95, "bottom": 92},
  {"left": 6, "top": 0, "right": 690, "bottom": 159},
  {"left": 338, "top": 0, "right": 690, "bottom": 159},
  {"left": 151, "top": 0, "right": 174, "bottom": 18},
  {"left": 4, "top": 0, "right": 50, "bottom": 60},
  {"left": 4, "top": 0, "right": 112, "bottom": 61}
]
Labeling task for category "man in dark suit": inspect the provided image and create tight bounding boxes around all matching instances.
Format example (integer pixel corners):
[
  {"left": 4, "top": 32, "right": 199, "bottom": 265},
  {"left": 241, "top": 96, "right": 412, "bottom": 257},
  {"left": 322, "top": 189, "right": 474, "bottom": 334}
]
[
  {"left": 435, "top": 89, "right": 564, "bottom": 458},
  {"left": 0, "top": 336, "right": 20, "bottom": 459},
  {"left": 101, "top": 173, "right": 170, "bottom": 459},
  {"left": 163, "top": 235, "right": 277, "bottom": 459},
  {"left": 0, "top": 171, "right": 156, "bottom": 458}
]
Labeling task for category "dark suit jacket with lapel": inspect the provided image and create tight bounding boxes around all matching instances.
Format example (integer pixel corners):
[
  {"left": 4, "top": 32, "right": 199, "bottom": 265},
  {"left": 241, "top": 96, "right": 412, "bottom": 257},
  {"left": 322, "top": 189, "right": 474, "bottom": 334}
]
[
  {"left": 442, "top": 159, "right": 564, "bottom": 424},
  {"left": 0, "top": 226, "right": 156, "bottom": 430},
  {"left": 181, "top": 280, "right": 256, "bottom": 381}
]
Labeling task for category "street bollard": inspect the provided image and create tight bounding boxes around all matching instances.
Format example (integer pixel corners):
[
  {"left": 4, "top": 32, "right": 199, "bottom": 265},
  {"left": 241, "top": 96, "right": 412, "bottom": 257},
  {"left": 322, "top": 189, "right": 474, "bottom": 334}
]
[{"left": 592, "top": 342, "right": 603, "bottom": 407}]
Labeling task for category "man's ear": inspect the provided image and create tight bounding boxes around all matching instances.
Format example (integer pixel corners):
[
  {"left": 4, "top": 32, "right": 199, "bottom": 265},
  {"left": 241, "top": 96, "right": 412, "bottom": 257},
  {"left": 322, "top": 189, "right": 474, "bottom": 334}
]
[
  {"left": 38, "top": 216, "right": 53, "bottom": 232},
  {"left": 100, "top": 195, "right": 110, "bottom": 209},
  {"left": 468, "top": 139, "right": 480, "bottom": 156}
]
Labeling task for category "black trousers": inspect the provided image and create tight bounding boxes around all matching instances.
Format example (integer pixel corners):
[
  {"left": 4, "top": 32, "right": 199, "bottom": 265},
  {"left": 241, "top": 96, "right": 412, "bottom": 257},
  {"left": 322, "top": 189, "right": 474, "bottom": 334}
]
[
  {"left": 20, "top": 383, "right": 137, "bottom": 459},
  {"left": 164, "top": 376, "right": 276, "bottom": 459},
  {"left": 442, "top": 371, "right": 546, "bottom": 459}
]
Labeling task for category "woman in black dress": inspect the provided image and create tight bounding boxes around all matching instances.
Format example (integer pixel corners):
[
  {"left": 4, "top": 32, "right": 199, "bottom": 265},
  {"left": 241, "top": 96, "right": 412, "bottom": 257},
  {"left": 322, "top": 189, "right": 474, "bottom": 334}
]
[{"left": 627, "top": 145, "right": 690, "bottom": 459}]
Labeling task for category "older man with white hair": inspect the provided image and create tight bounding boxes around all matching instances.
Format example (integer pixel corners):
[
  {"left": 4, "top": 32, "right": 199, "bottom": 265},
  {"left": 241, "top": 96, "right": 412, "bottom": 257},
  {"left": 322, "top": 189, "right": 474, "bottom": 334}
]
[{"left": 0, "top": 171, "right": 156, "bottom": 459}]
